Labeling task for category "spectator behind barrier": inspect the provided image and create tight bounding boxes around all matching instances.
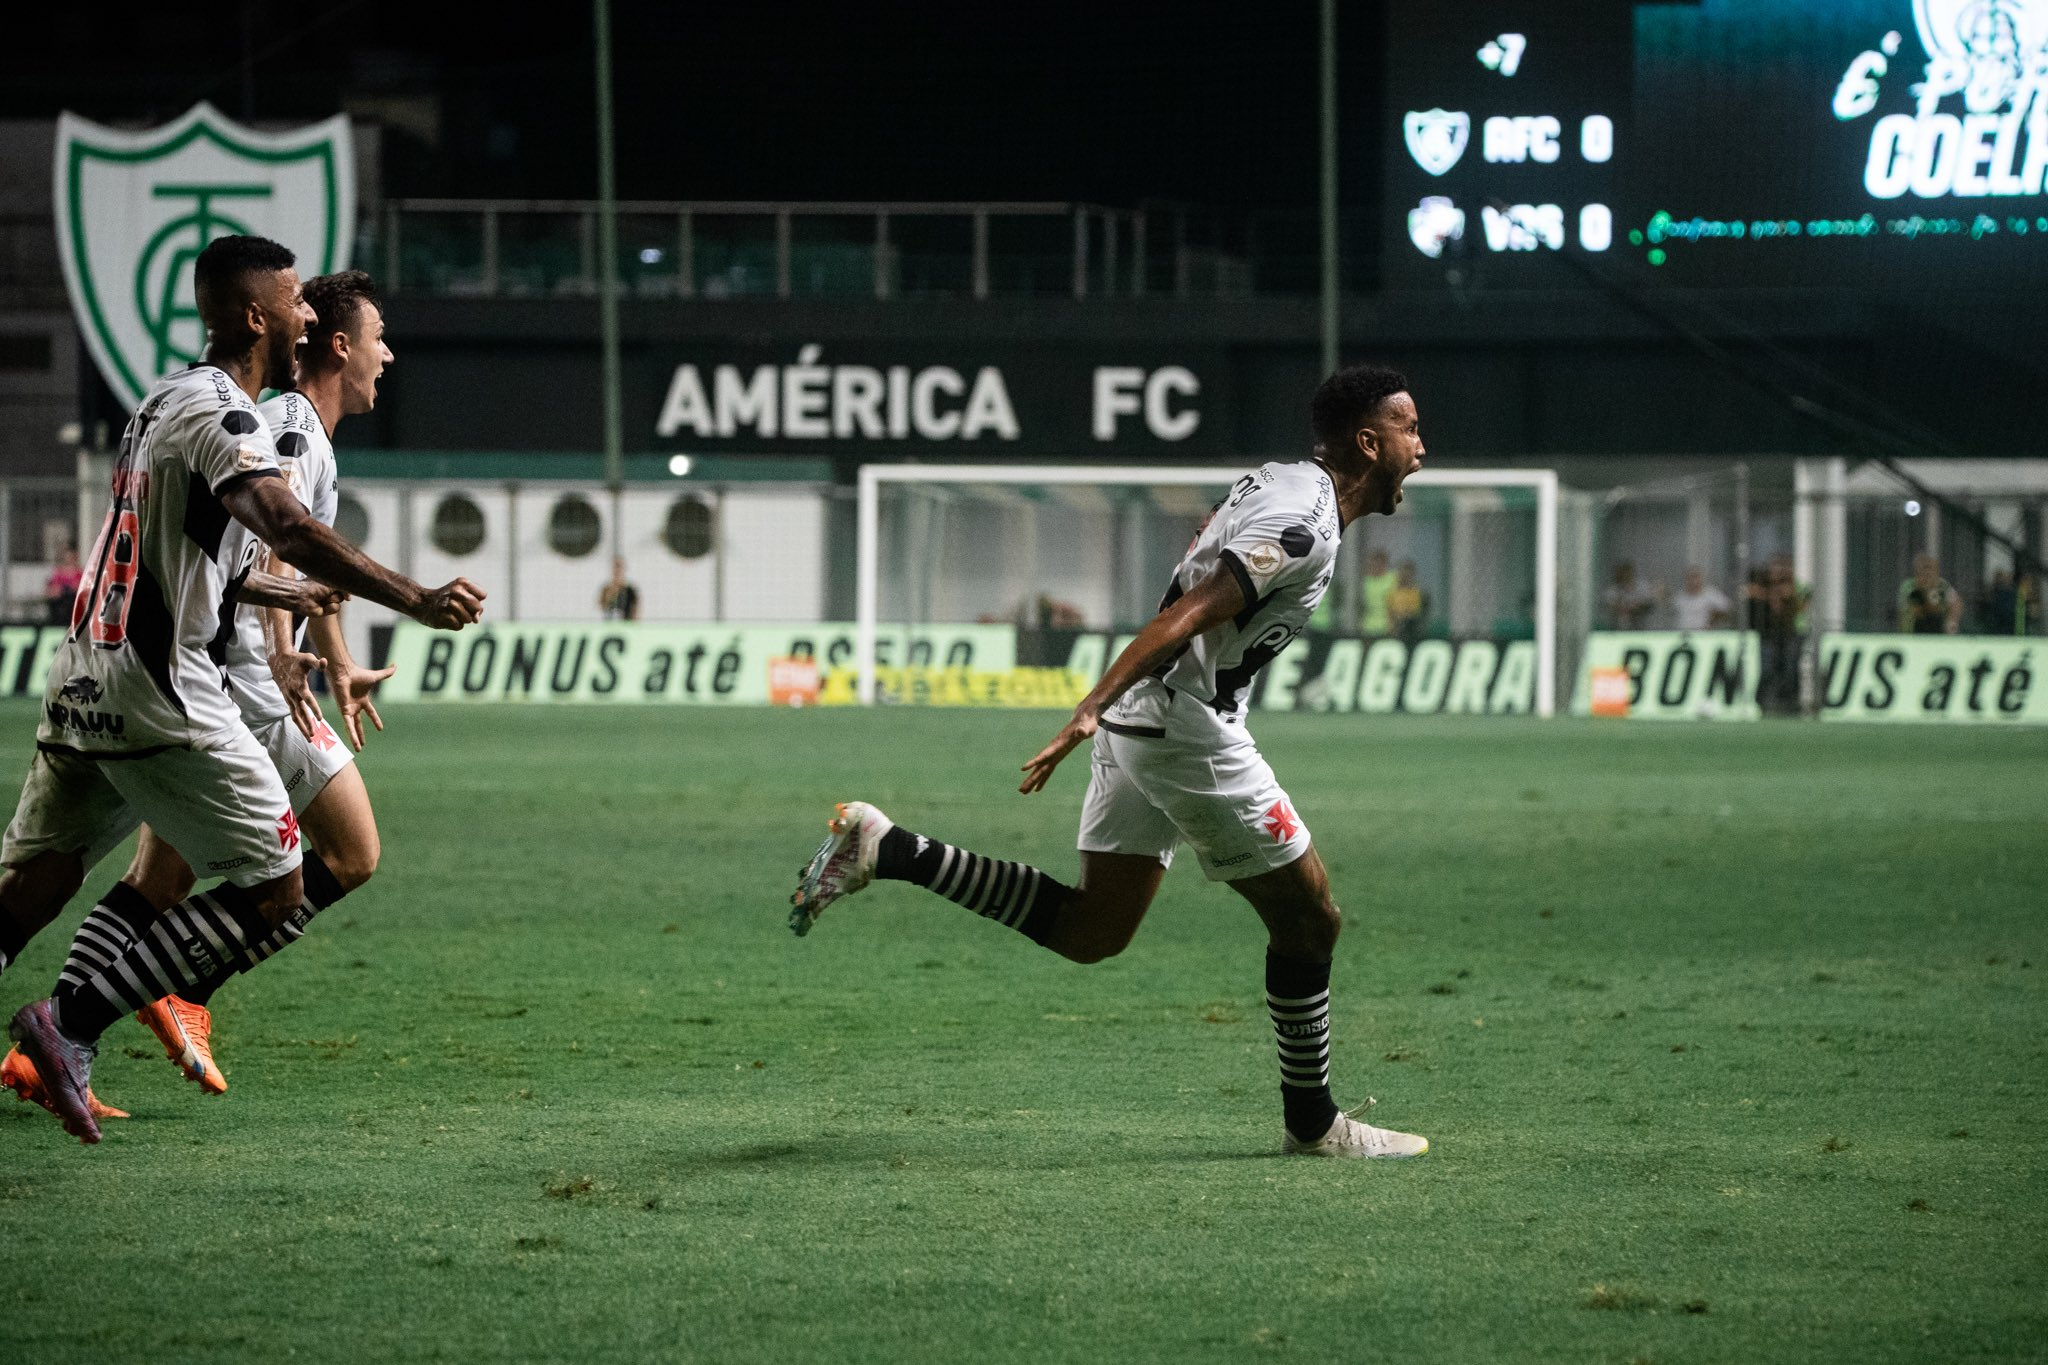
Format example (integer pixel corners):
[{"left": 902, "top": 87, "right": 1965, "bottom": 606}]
[
  {"left": 1358, "top": 549, "right": 1397, "bottom": 635},
  {"left": 1671, "top": 565, "right": 1732, "bottom": 631},
  {"left": 44, "top": 546, "right": 81, "bottom": 626},
  {"left": 1977, "top": 569, "right": 2040, "bottom": 636},
  {"left": 1602, "top": 560, "right": 1656, "bottom": 629},
  {"left": 1387, "top": 560, "right": 1429, "bottom": 643},
  {"left": 1748, "top": 553, "right": 1809, "bottom": 715},
  {"left": 599, "top": 556, "right": 642, "bottom": 621},
  {"left": 1898, "top": 554, "right": 1961, "bottom": 635}
]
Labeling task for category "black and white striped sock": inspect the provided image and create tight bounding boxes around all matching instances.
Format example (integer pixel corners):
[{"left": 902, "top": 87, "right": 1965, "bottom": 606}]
[
  {"left": 876, "top": 825, "right": 1070, "bottom": 945},
  {"left": 1268, "top": 953, "right": 1340, "bottom": 1142},
  {"left": 181, "top": 853, "right": 349, "bottom": 1004},
  {"left": 52, "top": 882, "right": 274, "bottom": 1043},
  {"left": 56, "top": 881, "right": 161, "bottom": 995}
]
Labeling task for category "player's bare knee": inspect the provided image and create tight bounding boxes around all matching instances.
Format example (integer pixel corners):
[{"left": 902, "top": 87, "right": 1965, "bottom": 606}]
[
  {"left": 1266, "top": 893, "right": 1340, "bottom": 957},
  {"left": 1060, "top": 926, "right": 1137, "bottom": 965},
  {"left": 322, "top": 842, "right": 378, "bottom": 893}
]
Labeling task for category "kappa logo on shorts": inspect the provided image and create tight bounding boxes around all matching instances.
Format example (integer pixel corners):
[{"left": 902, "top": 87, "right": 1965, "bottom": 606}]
[
  {"left": 276, "top": 809, "right": 300, "bottom": 851},
  {"left": 1262, "top": 799, "right": 1301, "bottom": 843}
]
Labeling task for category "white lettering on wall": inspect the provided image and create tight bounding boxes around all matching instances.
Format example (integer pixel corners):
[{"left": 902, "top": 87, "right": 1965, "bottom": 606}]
[{"left": 656, "top": 349, "right": 1021, "bottom": 442}]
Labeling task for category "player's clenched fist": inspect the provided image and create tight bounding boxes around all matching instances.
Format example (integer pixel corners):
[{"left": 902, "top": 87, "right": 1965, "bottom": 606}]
[{"left": 414, "top": 577, "right": 487, "bottom": 629}]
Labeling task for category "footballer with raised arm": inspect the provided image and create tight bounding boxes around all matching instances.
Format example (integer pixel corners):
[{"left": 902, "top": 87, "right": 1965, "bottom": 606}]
[
  {"left": 21, "top": 271, "right": 403, "bottom": 1103},
  {"left": 0, "top": 236, "right": 484, "bottom": 1144},
  {"left": 793, "top": 364, "right": 1431, "bottom": 1159}
]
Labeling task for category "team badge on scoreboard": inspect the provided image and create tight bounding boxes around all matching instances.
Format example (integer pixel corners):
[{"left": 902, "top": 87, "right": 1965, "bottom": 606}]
[
  {"left": 1403, "top": 108, "right": 1470, "bottom": 176},
  {"left": 1408, "top": 196, "right": 1466, "bottom": 259},
  {"left": 54, "top": 102, "right": 354, "bottom": 411},
  {"left": 1913, "top": 0, "right": 2048, "bottom": 115}
]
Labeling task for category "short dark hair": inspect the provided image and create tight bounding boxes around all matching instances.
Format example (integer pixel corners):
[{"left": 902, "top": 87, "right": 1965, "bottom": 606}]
[
  {"left": 194, "top": 235, "right": 295, "bottom": 347},
  {"left": 1310, "top": 364, "right": 1410, "bottom": 450},
  {"left": 301, "top": 270, "right": 379, "bottom": 366},
  {"left": 193, "top": 235, "right": 295, "bottom": 308}
]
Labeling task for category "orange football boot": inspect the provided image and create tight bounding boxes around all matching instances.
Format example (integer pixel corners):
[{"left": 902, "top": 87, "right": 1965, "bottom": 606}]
[
  {"left": 2, "top": 1044, "right": 129, "bottom": 1121},
  {"left": 134, "top": 996, "right": 227, "bottom": 1095}
]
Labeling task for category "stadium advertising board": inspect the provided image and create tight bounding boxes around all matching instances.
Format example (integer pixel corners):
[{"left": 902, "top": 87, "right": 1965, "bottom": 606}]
[
  {"left": 1571, "top": 632, "right": 1762, "bottom": 720},
  {"left": 379, "top": 623, "right": 1016, "bottom": 704},
  {"left": 1818, "top": 634, "right": 2047, "bottom": 722},
  {"left": 1061, "top": 632, "right": 1539, "bottom": 715},
  {"left": 0, "top": 627, "right": 65, "bottom": 701},
  {"left": 1387, "top": 0, "right": 2048, "bottom": 289}
]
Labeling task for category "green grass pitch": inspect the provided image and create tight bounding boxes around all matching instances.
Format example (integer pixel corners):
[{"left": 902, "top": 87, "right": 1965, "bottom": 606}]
[{"left": 1, "top": 700, "right": 2043, "bottom": 1364}]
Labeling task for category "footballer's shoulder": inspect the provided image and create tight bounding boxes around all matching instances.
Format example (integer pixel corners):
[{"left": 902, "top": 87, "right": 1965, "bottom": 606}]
[
  {"left": 259, "top": 389, "right": 321, "bottom": 437},
  {"left": 155, "top": 365, "right": 268, "bottom": 444}
]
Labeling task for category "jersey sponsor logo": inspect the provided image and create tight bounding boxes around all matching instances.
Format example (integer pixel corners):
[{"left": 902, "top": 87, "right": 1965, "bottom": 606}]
[
  {"left": 1262, "top": 799, "right": 1302, "bottom": 843},
  {"left": 54, "top": 103, "right": 354, "bottom": 411},
  {"left": 56, "top": 675, "right": 104, "bottom": 705},
  {"left": 276, "top": 809, "right": 300, "bottom": 851},
  {"left": 45, "top": 702, "right": 126, "bottom": 737}
]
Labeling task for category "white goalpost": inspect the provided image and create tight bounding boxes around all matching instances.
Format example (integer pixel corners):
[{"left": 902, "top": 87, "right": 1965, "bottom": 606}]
[{"left": 855, "top": 463, "right": 1560, "bottom": 716}]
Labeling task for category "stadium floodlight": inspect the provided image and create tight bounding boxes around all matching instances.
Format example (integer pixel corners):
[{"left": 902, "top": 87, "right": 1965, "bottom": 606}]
[{"left": 855, "top": 463, "right": 1559, "bottom": 715}]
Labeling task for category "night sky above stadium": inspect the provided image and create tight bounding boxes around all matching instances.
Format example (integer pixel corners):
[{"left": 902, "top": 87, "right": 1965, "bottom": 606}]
[{"left": 6, "top": 1, "right": 1381, "bottom": 210}]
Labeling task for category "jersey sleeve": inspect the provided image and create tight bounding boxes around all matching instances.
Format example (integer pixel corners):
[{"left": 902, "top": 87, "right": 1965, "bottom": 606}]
[
  {"left": 274, "top": 429, "right": 316, "bottom": 510},
  {"left": 1218, "top": 502, "right": 1329, "bottom": 601},
  {"left": 187, "top": 397, "right": 281, "bottom": 493}
]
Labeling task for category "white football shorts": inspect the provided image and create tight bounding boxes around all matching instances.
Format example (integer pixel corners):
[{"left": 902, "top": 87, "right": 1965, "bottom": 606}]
[
  {"left": 1076, "top": 681, "right": 1311, "bottom": 882},
  {"left": 2, "top": 725, "right": 304, "bottom": 885},
  {"left": 247, "top": 714, "right": 355, "bottom": 816}
]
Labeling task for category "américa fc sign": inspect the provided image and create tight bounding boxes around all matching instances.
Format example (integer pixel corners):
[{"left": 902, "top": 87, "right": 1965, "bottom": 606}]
[{"left": 55, "top": 102, "right": 354, "bottom": 410}]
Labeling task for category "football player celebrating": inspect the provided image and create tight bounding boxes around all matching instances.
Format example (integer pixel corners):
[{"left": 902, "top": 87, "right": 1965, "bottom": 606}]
[
  {"left": 20, "top": 271, "right": 399, "bottom": 1102},
  {"left": 0, "top": 236, "right": 484, "bottom": 1143},
  {"left": 794, "top": 365, "right": 1431, "bottom": 1159}
]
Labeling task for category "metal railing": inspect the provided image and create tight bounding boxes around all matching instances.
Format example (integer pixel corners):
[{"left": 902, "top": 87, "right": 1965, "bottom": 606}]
[{"left": 374, "top": 199, "right": 1258, "bottom": 301}]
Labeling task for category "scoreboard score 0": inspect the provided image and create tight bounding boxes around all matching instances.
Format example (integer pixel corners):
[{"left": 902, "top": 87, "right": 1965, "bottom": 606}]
[{"left": 1383, "top": 0, "right": 2048, "bottom": 289}]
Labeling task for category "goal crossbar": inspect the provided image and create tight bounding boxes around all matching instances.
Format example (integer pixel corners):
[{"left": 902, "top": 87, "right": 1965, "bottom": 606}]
[{"left": 855, "top": 463, "right": 1559, "bottom": 715}]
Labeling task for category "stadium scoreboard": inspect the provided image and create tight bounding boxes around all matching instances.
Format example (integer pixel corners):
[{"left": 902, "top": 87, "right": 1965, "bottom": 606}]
[{"left": 1384, "top": 0, "right": 2048, "bottom": 288}]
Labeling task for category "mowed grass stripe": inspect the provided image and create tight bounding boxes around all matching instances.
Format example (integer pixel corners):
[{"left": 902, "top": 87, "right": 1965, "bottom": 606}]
[{"left": 1, "top": 702, "right": 2042, "bottom": 1364}]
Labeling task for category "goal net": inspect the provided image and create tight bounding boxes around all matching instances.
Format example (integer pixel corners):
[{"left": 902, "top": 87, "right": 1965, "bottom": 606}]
[{"left": 854, "top": 464, "right": 1559, "bottom": 716}]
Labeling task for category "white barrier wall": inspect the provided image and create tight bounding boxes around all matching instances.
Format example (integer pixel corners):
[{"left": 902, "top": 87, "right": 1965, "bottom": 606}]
[{"left": 335, "top": 480, "right": 828, "bottom": 665}]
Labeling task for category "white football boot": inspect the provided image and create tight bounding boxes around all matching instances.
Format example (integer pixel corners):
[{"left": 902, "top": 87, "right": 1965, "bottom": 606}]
[
  {"left": 789, "top": 801, "right": 895, "bottom": 937},
  {"left": 1282, "top": 1098, "right": 1429, "bottom": 1159}
]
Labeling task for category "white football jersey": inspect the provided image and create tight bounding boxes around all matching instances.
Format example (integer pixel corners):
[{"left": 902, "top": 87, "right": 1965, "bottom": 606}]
[
  {"left": 224, "top": 392, "right": 339, "bottom": 722},
  {"left": 1133, "top": 459, "right": 1341, "bottom": 720},
  {"left": 39, "top": 365, "right": 282, "bottom": 754}
]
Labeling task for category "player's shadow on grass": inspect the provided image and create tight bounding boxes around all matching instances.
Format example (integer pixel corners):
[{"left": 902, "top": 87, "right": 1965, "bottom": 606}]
[{"left": 669, "top": 1136, "right": 1279, "bottom": 1173}]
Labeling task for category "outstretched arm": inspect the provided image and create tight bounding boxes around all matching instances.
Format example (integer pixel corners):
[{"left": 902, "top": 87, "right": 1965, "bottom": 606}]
[
  {"left": 1018, "top": 564, "right": 1247, "bottom": 795},
  {"left": 221, "top": 476, "right": 485, "bottom": 629},
  {"left": 237, "top": 570, "right": 343, "bottom": 618},
  {"left": 305, "top": 607, "right": 392, "bottom": 751}
]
